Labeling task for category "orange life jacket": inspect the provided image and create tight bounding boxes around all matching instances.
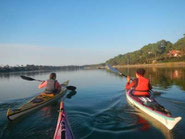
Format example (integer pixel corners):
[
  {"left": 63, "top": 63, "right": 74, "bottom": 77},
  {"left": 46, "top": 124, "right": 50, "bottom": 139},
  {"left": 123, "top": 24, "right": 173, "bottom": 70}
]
[{"left": 133, "top": 76, "right": 150, "bottom": 96}]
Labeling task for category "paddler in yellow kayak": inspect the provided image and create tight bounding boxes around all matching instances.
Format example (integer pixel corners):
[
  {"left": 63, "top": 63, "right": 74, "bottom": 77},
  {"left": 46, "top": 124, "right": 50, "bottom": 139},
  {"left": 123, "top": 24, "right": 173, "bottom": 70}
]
[
  {"left": 126, "top": 68, "right": 152, "bottom": 97},
  {"left": 38, "top": 73, "right": 61, "bottom": 97}
]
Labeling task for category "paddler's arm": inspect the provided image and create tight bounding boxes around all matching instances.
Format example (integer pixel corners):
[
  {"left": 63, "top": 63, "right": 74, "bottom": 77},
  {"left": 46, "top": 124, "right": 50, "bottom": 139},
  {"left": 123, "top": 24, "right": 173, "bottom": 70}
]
[
  {"left": 125, "top": 76, "right": 136, "bottom": 90},
  {"left": 55, "top": 81, "right": 61, "bottom": 91},
  {"left": 38, "top": 81, "right": 47, "bottom": 89}
]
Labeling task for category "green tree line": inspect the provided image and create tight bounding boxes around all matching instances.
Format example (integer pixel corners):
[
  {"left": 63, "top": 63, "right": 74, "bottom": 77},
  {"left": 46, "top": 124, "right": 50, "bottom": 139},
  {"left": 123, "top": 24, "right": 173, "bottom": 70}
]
[
  {"left": 106, "top": 36, "right": 185, "bottom": 65},
  {"left": 0, "top": 65, "right": 82, "bottom": 73}
]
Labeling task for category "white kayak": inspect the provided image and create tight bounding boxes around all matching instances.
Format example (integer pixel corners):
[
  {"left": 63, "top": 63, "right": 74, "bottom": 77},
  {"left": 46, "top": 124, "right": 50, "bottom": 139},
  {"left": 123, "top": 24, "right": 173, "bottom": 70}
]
[{"left": 126, "top": 89, "right": 182, "bottom": 130}]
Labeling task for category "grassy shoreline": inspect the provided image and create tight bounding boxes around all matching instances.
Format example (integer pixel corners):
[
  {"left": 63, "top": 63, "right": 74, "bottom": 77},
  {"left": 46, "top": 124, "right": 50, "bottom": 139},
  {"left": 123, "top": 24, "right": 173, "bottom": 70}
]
[{"left": 113, "top": 61, "right": 185, "bottom": 68}]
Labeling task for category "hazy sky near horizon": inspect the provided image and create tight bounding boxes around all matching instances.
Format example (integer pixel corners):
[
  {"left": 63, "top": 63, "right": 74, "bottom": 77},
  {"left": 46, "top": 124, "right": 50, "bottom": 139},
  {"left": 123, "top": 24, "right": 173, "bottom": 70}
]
[{"left": 0, "top": 0, "right": 185, "bottom": 66}]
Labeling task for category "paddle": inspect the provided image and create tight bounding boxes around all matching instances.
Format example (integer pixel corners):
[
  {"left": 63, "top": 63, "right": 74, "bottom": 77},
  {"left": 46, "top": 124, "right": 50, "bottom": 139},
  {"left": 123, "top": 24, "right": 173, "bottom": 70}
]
[
  {"left": 20, "top": 75, "right": 43, "bottom": 82},
  {"left": 106, "top": 64, "right": 160, "bottom": 96},
  {"left": 20, "top": 75, "right": 76, "bottom": 91},
  {"left": 66, "top": 91, "right": 77, "bottom": 99},
  {"left": 107, "top": 64, "right": 133, "bottom": 80}
]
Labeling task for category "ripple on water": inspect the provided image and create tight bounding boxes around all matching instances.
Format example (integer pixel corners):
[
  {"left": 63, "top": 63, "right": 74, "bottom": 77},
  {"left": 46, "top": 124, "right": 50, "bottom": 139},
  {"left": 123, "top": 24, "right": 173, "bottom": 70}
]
[
  {"left": 92, "top": 105, "right": 139, "bottom": 135},
  {"left": 68, "top": 111, "right": 95, "bottom": 139},
  {"left": 0, "top": 96, "right": 33, "bottom": 111}
]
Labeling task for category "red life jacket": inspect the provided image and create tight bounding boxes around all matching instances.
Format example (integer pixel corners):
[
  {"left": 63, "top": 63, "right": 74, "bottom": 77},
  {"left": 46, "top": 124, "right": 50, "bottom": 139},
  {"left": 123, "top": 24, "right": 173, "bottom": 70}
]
[{"left": 133, "top": 76, "right": 150, "bottom": 96}]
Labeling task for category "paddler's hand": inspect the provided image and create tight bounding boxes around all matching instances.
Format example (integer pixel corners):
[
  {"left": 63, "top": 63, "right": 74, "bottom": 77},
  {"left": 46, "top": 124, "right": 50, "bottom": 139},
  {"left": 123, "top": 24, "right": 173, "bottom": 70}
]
[
  {"left": 119, "top": 73, "right": 123, "bottom": 76},
  {"left": 40, "top": 81, "right": 45, "bottom": 84},
  {"left": 127, "top": 76, "right": 130, "bottom": 83}
]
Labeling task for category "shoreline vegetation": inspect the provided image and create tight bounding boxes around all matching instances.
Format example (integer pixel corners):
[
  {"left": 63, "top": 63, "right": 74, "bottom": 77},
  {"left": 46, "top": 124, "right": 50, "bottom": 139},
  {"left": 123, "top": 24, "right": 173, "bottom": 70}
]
[
  {"left": 93, "top": 61, "right": 185, "bottom": 69},
  {"left": 92, "top": 61, "right": 185, "bottom": 69},
  {"left": 1, "top": 61, "right": 185, "bottom": 73},
  {"left": 0, "top": 63, "right": 105, "bottom": 73},
  {"left": 112, "top": 61, "right": 185, "bottom": 68},
  {"left": 0, "top": 65, "right": 83, "bottom": 73},
  {"left": 106, "top": 36, "right": 185, "bottom": 66}
]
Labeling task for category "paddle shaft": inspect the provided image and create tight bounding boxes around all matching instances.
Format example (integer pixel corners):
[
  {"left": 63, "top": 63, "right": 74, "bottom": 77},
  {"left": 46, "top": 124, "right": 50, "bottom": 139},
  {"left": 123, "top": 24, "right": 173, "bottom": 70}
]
[
  {"left": 107, "top": 64, "right": 133, "bottom": 81},
  {"left": 20, "top": 75, "right": 43, "bottom": 82}
]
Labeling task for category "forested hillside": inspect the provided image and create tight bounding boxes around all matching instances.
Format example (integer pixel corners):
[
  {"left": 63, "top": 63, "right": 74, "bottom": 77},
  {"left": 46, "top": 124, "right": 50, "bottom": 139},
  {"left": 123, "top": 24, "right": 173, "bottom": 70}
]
[{"left": 106, "top": 36, "right": 185, "bottom": 65}]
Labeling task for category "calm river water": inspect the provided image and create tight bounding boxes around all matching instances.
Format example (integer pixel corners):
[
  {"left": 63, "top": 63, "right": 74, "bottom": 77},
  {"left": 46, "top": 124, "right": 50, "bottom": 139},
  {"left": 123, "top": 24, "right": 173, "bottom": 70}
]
[{"left": 0, "top": 68, "right": 185, "bottom": 139}]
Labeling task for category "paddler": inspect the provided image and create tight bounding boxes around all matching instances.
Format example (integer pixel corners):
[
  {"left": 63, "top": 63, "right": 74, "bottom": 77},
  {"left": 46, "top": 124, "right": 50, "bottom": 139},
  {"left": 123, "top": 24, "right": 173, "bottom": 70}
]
[
  {"left": 126, "top": 68, "right": 152, "bottom": 97},
  {"left": 38, "top": 73, "right": 61, "bottom": 96}
]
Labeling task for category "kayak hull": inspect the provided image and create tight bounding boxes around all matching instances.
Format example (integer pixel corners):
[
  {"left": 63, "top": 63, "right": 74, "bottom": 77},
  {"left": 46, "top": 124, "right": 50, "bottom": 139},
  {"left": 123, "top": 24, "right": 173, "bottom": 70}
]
[
  {"left": 53, "top": 101, "right": 74, "bottom": 139},
  {"left": 7, "top": 80, "right": 69, "bottom": 121},
  {"left": 126, "top": 90, "right": 181, "bottom": 130}
]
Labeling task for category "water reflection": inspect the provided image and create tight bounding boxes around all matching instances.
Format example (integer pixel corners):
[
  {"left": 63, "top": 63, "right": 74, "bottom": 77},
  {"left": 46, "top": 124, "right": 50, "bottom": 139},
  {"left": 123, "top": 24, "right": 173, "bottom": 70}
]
[
  {"left": 40, "top": 102, "right": 58, "bottom": 118},
  {"left": 137, "top": 116, "right": 150, "bottom": 131},
  {"left": 126, "top": 100, "right": 173, "bottom": 139},
  {"left": 137, "top": 111, "right": 173, "bottom": 139}
]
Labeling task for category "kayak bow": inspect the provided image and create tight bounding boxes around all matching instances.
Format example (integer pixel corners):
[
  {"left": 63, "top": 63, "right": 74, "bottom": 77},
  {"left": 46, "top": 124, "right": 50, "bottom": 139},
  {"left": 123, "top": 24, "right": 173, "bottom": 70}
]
[{"left": 53, "top": 101, "right": 74, "bottom": 139}]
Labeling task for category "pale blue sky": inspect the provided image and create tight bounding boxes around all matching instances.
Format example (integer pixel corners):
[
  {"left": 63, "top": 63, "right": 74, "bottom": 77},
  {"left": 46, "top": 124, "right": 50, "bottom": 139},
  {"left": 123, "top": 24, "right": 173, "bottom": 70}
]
[{"left": 0, "top": 0, "right": 185, "bottom": 66}]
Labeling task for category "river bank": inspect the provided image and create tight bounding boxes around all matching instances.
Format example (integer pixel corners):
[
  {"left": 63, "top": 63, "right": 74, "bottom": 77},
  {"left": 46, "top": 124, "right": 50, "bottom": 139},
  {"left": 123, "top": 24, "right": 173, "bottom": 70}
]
[
  {"left": 0, "top": 65, "right": 83, "bottom": 73},
  {"left": 112, "top": 62, "right": 185, "bottom": 68}
]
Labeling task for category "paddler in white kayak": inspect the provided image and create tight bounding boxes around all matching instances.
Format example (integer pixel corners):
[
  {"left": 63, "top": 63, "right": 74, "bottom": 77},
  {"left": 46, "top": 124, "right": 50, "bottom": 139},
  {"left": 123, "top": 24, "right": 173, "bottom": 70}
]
[
  {"left": 38, "top": 73, "right": 61, "bottom": 97},
  {"left": 125, "top": 68, "right": 171, "bottom": 115},
  {"left": 125, "top": 68, "right": 152, "bottom": 97}
]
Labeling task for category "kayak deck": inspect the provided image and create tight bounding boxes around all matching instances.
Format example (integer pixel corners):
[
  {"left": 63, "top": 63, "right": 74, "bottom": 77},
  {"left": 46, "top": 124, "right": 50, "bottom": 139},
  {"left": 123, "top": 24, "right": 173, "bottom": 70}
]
[
  {"left": 7, "top": 80, "right": 69, "bottom": 120},
  {"left": 53, "top": 101, "right": 74, "bottom": 139},
  {"left": 126, "top": 89, "right": 182, "bottom": 130}
]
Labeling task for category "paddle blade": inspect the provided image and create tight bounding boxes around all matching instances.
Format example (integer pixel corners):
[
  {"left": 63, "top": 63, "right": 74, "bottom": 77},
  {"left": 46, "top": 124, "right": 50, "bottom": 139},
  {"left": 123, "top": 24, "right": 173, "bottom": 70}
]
[
  {"left": 107, "top": 64, "right": 133, "bottom": 80},
  {"left": 107, "top": 64, "right": 127, "bottom": 77},
  {"left": 66, "top": 86, "right": 76, "bottom": 91},
  {"left": 150, "top": 90, "right": 162, "bottom": 96},
  {"left": 107, "top": 64, "right": 120, "bottom": 74},
  {"left": 20, "top": 75, "right": 35, "bottom": 81},
  {"left": 66, "top": 91, "right": 77, "bottom": 99}
]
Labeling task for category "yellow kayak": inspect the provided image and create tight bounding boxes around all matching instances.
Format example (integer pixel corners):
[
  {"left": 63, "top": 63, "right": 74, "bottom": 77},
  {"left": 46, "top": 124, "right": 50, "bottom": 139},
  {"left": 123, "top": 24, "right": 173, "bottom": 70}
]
[{"left": 7, "top": 80, "right": 69, "bottom": 121}]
